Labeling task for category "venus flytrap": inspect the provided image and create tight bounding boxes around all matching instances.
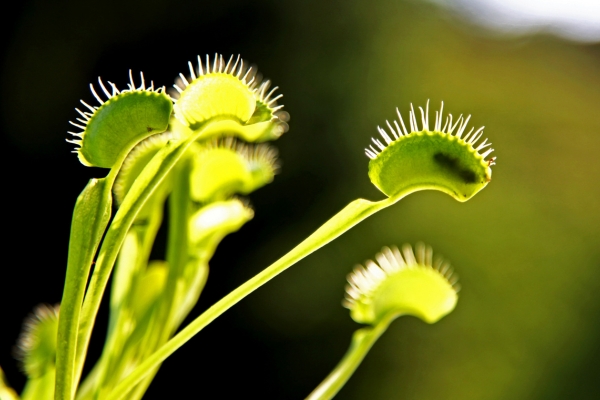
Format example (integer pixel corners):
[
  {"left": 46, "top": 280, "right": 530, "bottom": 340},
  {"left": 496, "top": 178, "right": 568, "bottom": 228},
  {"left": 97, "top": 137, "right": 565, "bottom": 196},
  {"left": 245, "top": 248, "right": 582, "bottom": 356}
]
[
  {"left": 105, "top": 133, "right": 178, "bottom": 330},
  {"left": 118, "top": 156, "right": 196, "bottom": 399},
  {"left": 115, "top": 141, "right": 275, "bottom": 399},
  {"left": 173, "top": 199, "right": 255, "bottom": 327},
  {"left": 68, "top": 72, "right": 173, "bottom": 169},
  {"left": 307, "top": 244, "right": 459, "bottom": 400},
  {"left": 82, "top": 133, "right": 180, "bottom": 398},
  {"left": 116, "top": 200, "right": 256, "bottom": 400},
  {"left": 59, "top": 55, "right": 287, "bottom": 399},
  {"left": 172, "top": 54, "right": 288, "bottom": 140},
  {"left": 105, "top": 133, "right": 178, "bottom": 336},
  {"left": 77, "top": 53, "right": 286, "bottom": 334},
  {"left": 189, "top": 138, "right": 279, "bottom": 202},
  {"left": 122, "top": 148, "right": 265, "bottom": 398},
  {"left": 89, "top": 261, "right": 169, "bottom": 398},
  {"left": 14, "top": 305, "right": 60, "bottom": 400},
  {"left": 106, "top": 101, "right": 495, "bottom": 399},
  {"left": 113, "top": 131, "right": 181, "bottom": 210},
  {"left": 4, "top": 53, "right": 496, "bottom": 400},
  {"left": 367, "top": 102, "right": 494, "bottom": 200},
  {"left": 56, "top": 73, "right": 173, "bottom": 400}
]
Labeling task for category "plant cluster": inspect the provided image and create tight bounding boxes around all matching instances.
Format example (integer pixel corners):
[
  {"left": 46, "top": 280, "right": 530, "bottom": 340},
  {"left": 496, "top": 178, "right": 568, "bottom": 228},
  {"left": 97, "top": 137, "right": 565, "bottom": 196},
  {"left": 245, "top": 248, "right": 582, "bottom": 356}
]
[{"left": 0, "top": 54, "right": 495, "bottom": 400}]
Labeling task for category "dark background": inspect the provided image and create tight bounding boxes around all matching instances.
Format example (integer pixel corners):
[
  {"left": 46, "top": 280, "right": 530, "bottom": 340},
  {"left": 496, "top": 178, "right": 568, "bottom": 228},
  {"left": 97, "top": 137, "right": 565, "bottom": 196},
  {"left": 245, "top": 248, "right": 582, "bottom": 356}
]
[{"left": 2, "top": 0, "right": 600, "bottom": 399}]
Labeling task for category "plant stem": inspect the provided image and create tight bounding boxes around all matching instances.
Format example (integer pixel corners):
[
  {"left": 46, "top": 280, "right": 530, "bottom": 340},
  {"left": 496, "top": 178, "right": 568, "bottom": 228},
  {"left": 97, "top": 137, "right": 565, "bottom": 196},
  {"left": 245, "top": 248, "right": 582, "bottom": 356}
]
[
  {"left": 106, "top": 194, "right": 406, "bottom": 400},
  {"left": 90, "top": 198, "right": 164, "bottom": 395},
  {"left": 160, "top": 158, "right": 192, "bottom": 339},
  {"left": 22, "top": 368, "right": 56, "bottom": 400},
  {"left": 73, "top": 141, "right": 183, "bottom": 390},
  {"left": 70, "top": 118, "right": 226, "bottom": 398},
  {"left": 306, "top": 316, "right": 393, "bottom": 400},
  {"left": 55, "top": 172, "right": 117, "bottom": 400},
  {"left": 121, "top": 160, "right": 192, "bottom": 400}
]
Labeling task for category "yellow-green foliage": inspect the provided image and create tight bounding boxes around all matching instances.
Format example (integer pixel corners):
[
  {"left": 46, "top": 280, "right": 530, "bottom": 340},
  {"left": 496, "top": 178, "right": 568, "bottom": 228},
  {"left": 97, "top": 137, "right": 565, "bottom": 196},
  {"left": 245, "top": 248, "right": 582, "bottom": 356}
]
[
  {"left": 344, "top": 244, "right": 458, "bottom": 325},
  {"left": 16, "top": 304, "right": 60, "bottom": 378},
  {"left": 367, "top": 103, "right": 494, "bottom": 201}
]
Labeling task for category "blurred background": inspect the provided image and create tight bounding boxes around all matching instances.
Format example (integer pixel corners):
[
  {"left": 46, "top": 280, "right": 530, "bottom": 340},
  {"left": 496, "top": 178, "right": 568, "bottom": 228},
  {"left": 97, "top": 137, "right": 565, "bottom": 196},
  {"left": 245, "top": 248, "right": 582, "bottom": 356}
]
[{"left": 1, "top": 0, "right": 600, "bottom": 398}]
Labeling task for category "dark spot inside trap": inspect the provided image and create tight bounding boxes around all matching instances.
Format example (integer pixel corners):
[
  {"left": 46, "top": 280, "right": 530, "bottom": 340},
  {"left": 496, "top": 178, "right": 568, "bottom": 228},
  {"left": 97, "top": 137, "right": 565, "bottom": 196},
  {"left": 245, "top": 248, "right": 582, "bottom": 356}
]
[
  {"left": 147, "top": 126, "right": 154, "bottom": 132},
  {"left": 433, "top": 153, "right": 477, "bottom": 183}
]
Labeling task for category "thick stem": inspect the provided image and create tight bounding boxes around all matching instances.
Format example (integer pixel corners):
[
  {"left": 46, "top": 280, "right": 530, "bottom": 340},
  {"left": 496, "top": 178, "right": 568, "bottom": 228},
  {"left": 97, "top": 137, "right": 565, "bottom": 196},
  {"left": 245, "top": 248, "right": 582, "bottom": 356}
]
[
  {"left": 88, "top": 198, "right": 164, "bottom": 396},
  {"left": 22, "top": 368, "right": 56, "bottom": 400},
  {"left": 306, "top": 316, "right": 393, "bottom": 400},
  {"left": 159, "top": 158, "right": 192, "bottom": 340},
  {"left": 55, "top": 171, "right": 116, "bottom": 400},
  {"left": 120, "top": 161, "right": 191, "bottom": 399},
  {"left": 106, "top": 194, "right": 405, "bottom": 400},
  {"left": 71, "top": 118, "right": 225, "bottom": 398},
  {"left": 73, "top": 141, "right": 181, "bottom": 389}
]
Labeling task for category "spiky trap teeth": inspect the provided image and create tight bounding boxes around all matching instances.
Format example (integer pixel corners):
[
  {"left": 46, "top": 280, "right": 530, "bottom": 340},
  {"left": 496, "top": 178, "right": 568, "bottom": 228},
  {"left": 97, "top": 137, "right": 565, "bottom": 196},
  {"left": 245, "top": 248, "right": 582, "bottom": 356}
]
[
  {"left": 366, "top": 101, "right": 495, "bottom": 201},
  {"left": 366, "top": 101, "right": 495, "bottom": 164},
  {"left": 15, "top": 304, "right": 60, "bottom": 378},
  {"left": 113, "top": 131, "right": 181, "bottom": 206},
  {"left": 189, "top": 137, "right": 279, "bottom": 202},
  {"left": 344, "top": 243, "right": 459, "bottom": 325},
  {"left": 68, "top": 71, "right": 162, "bottom": 143},
  {"left": 172, "top": 54, "right": 286, "bottom": 130},
  {"left": 206, "top": 136, "right": 280, "bottom": 177},
  {"left": 67, "top": 71, "right": 173, "bottom": 168},
  {"left": 173, "top": 53, "right": 284, "bottom": 110}
]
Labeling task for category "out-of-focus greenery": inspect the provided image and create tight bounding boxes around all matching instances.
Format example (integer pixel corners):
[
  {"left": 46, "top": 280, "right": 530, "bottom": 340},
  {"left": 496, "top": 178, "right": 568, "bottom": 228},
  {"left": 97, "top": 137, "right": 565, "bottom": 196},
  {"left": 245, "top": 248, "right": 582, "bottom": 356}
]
[{"left": 1, "top": 0, "right": 599, "bottom": 398}]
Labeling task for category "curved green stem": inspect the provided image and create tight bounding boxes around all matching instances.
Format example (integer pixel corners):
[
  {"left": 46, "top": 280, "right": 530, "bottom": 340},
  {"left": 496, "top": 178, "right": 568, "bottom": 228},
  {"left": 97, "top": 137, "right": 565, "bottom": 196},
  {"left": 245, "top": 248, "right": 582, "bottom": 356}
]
[
  {"left": 22, "top": 368, "right": 56, "bottom": 400},
  {"left": 55, "top": 167, "right": 119, "bottom": 400},
  {"left": 160, "top": 158, "right": 192, "bottom": 338},
  {"left": 106, "top": 192, "right": 408, "bottom": 400},
  {"left": 73, "top": 141, "right": 184, "bottom": 387},
  {"left": 70, "top": 118, "right": 229, "bottom": 399},
  {"left": 121, "top": 160, "right": 192, "bottom": 399},
  {"left": 87, "top": 199, "right": 165, "bottom": 397},
  {"left": 306, "top": 315, "right": 394, "bottom": 400}
]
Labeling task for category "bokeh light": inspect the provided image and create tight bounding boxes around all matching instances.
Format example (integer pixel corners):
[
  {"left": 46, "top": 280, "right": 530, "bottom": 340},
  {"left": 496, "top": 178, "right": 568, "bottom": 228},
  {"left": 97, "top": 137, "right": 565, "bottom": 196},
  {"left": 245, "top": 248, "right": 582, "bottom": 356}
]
[{"left": 440, "top": 0, "right": 600, "bottom": 42}]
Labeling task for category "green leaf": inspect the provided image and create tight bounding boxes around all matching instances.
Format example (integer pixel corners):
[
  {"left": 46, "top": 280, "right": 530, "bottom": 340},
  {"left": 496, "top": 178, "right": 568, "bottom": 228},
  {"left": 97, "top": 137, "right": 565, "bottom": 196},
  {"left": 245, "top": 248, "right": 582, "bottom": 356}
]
[
  {"left": 189, "top": 145, "right": 251, "bottom": 202},
  {"left": 189, "top": 140, "right": 278, "bottom": 202},
  {"left": 55, "top": 178, "right": 112, "bottom": 400},
  {"left": 114, "top": 132, "right": 178, "bottom": 205},
  {"left": 366, "top": 103, "right": 494, "bottom": 202},
  {"left": 21, "top": 368, "right": 55, "bottom": 400},
  {"left": 188, "top": 199, "right": 254, "bottom": 248},
  {"left": 103, "top": 104, "right": 495, "bottom": 399},
  {"left": 70, "top": 86, "right": 173, "bottom": 168},
  {"left": 16, "top": 305, "right": 60, "bottom": 378},
  {"left": 75, "top": 118, "right": 235, "bottom": 398},
  {"left": 109, "top": 231, "right": 141, "bottom": 316},
  {"left": 173, "top": 54, "right": 288, "bottom": 141},
  {"left": 104, "top": 197, "right": 398, "bottom": 400},
  {"left": 344, "top": 244, "right": 458, "bottom": 325},
  {"left": 130, "top": 261, "right": 168, "bottom": 319},
  {"left": 174, "top": 74, "right": 255, "bottom": 129},
  {"left": 369, "top": 132, "right": 491, "bottom": 201},
  {"left": 192, "top": 117, "right": 287, "bottom": 142}
]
